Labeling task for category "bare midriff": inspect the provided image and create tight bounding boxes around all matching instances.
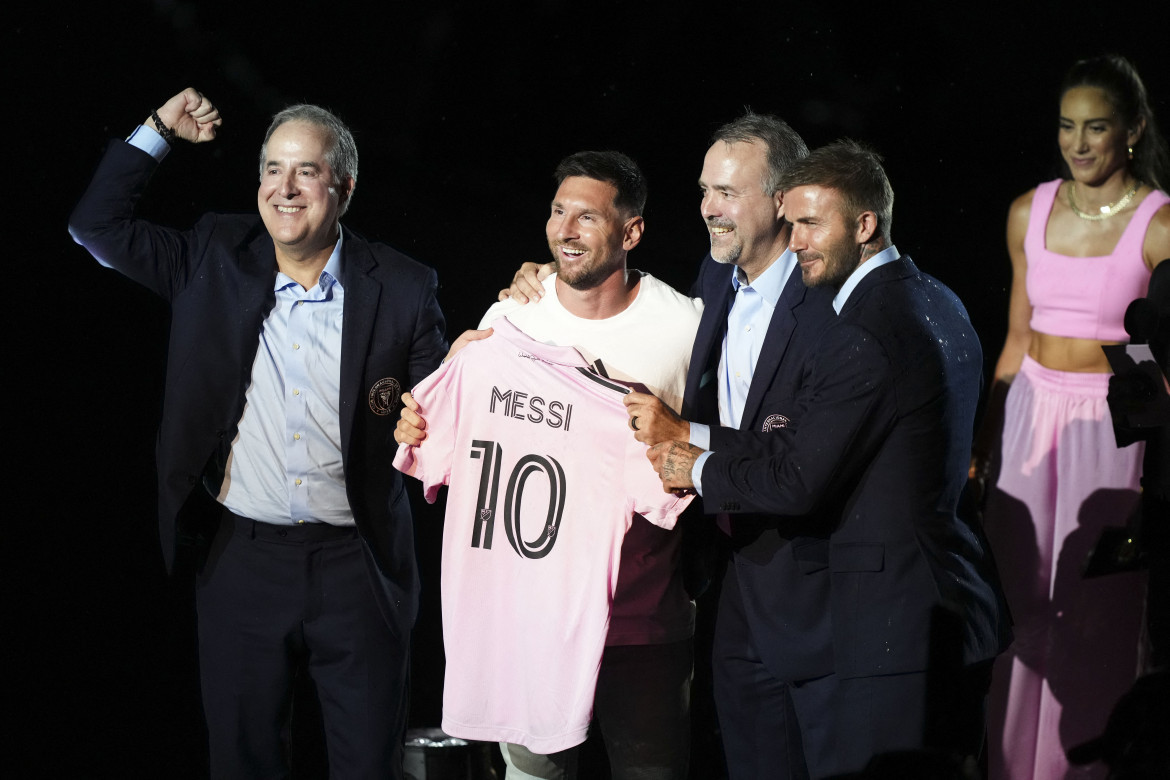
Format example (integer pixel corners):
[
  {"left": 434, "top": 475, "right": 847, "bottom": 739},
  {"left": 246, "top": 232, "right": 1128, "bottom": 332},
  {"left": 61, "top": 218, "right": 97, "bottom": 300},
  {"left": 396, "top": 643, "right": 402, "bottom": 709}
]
[{"left": 1028, "top": 331, "right": 1119, "bottom": 373}]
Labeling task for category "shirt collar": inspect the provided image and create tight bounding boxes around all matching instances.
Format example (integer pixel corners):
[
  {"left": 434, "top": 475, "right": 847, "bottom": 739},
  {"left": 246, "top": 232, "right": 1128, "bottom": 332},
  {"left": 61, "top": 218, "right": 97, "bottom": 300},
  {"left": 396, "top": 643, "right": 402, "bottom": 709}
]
[
  {"left": 274, "top": 229, "right": 346, "bottom": 294},
  {"left": 832, "top": 244, "right": 899, "bottom": 314},
  {"left": 729, "top": 248, "right": 798, "bottom": 308}
]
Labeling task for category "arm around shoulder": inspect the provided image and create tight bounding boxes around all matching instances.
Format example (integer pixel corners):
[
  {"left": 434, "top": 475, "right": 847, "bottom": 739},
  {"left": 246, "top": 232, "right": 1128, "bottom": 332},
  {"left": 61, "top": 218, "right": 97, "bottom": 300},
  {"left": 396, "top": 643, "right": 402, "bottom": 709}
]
[{"left": 499, "top": 261, "right": 554, "bottom": 303}]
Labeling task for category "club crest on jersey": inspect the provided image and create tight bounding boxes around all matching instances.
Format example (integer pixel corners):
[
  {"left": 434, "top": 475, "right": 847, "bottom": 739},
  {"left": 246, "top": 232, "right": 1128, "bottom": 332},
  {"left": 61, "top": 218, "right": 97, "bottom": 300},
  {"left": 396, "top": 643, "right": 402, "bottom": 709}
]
[
  {"left": 761, "top": 413, "right": 790, "bottom": 432},
  {"left": 369, "top": 377, "right": 402, "bottom": 416}
]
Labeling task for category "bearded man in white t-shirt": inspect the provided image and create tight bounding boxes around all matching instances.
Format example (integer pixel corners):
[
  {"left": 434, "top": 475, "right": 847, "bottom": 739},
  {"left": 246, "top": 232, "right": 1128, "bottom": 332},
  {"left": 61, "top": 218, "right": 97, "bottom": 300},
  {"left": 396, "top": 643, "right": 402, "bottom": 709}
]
[{"left": 397, "top": 151, "right": 702, "bottom": 779}]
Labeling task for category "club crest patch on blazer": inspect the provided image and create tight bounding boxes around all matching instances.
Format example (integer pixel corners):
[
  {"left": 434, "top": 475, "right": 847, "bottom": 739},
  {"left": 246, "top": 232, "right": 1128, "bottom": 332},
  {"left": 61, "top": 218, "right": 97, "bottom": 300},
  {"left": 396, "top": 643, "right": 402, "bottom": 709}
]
[
  {"left": 369, "top": 377, "right": 403, "bottom": 416},
  {"left": 762, "top": 413, "right": 790, "bottom": 432}
]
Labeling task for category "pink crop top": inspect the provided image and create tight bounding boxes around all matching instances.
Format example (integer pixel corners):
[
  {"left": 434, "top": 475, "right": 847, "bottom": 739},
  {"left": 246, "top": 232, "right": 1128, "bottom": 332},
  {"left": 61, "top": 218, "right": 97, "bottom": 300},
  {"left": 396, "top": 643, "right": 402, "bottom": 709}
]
[{"left": 1025, "top": 178, "right": 1168, "bottom": 341}]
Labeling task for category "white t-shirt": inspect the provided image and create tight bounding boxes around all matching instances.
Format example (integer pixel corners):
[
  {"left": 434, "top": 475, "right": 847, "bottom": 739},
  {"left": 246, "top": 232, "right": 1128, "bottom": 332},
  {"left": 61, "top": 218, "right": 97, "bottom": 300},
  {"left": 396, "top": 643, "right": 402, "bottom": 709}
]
[
  {"left": 394, "top": 318, "right": 693, "bottom": 752},
  {"left": 480, "top": 271, "right": 703, "bottom": 414}
]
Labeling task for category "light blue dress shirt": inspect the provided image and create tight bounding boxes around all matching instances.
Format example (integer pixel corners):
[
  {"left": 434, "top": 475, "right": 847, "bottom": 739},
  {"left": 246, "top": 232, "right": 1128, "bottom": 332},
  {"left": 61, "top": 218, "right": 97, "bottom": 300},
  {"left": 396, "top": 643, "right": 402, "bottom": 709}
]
[
  {"left": 218, "top": 248, "right": 352, "bottom": 525},
  {"left": 689, "top": 250, "right": 797, "bottom": 493}
]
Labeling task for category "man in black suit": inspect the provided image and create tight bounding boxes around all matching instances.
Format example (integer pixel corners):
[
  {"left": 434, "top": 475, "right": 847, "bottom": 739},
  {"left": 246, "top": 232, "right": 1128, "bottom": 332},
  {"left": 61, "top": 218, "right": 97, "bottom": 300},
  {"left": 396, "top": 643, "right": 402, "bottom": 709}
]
[
  {"left": 643, "top": 140, "right": 1007, "bottom": 778},
  {"left": 69, "top": 88, "right": 447, "bottom": 778}
]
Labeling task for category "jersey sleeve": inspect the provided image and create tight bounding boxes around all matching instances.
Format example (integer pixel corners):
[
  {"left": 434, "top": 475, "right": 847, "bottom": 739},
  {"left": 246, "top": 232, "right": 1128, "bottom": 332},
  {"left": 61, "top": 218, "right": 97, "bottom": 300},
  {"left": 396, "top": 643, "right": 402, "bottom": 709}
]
[
  {"left": 623, "top": 432, "right": 693, "bottom": 529},
  {"left": 392, "top": 360, "right": 461, "bottom": 503}
]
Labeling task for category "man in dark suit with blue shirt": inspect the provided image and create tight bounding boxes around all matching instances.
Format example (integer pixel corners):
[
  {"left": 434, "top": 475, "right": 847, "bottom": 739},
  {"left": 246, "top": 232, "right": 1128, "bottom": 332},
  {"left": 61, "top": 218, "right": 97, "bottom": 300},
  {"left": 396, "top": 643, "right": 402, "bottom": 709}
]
[
  {"left": 643, "top": 140, "right": 1007, "bottom": 778},
  {"left": 624, "top": 113, "right": 837, "bottom": 779},
  {"left": 69, "top": 87, "right": 447, "bottom": 779}
]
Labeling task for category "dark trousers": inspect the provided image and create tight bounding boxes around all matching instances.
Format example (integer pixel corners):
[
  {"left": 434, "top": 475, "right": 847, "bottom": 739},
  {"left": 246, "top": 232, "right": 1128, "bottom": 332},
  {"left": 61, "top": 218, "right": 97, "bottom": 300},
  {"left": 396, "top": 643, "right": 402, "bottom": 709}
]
[
  {"left": 786, "top": 663, "right": 990, "bottom": 778},
  {"left": 713, "top": 568, "right": 809, "bottom": 780},
  {"left": 196, "top": 511, "right": 409, "bottom": 779},
  {"left": 714, "top": 562, "right": 992, "bottom": 779}
]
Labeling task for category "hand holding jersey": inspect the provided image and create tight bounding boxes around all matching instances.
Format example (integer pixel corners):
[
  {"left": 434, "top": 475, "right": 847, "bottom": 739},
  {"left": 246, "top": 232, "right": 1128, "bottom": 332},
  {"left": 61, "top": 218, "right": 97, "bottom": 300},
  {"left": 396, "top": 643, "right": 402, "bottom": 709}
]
[
  {"left": 392, "top": 319, "right": 693, "bottom": 751},
  {"left": 623, "top": 390, "right": 691, "bottom": 446}
]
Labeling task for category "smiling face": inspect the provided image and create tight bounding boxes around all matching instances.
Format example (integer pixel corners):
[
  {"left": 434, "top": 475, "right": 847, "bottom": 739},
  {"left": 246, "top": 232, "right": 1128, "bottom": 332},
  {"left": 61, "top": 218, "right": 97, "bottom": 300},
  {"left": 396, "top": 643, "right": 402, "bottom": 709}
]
[
  {"left": 698, "top": 140, "right": 786, "bottom": 281},
  {"left": 1059, "top": 86, "right": 1141, "bottom": 187},
  {"left": 786, "top": 185, "right": 864, "bottom": 290},
  {"left": 257, "top": 120, "right": 353, "bottom": 264},
  {"left": 546, "top": 176, "right": 639, "bottom": 290}
]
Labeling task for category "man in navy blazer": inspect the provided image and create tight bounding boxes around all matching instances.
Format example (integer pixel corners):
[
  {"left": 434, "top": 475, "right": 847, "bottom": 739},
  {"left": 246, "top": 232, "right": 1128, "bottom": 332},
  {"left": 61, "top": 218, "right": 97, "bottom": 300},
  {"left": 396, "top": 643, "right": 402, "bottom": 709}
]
[
  {"left": 645, "top": 141, "right": 1007, "bottom": 777},
  {"left": 69, "top": 88, "right": 447, "bottom": 778},
  {"left": 624, "top": 114, "right": 837, "bottom": 778}
]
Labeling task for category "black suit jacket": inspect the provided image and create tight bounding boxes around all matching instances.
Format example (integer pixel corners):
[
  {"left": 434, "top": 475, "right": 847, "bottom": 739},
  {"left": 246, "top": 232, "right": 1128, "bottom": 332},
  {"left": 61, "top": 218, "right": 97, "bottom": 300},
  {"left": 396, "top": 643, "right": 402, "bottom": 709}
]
[
  {"left": 69, "top": 140, "right": 447, "bottom": 632},
  {"left": 700, "top": 256, "right": 1007, "bottom": 680}
]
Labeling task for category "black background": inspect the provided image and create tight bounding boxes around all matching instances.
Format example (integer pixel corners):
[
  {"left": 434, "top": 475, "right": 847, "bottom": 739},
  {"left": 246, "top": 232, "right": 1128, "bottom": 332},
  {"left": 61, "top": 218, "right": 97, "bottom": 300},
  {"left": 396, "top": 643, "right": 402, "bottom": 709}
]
[{"left": 10, "top": 1, "right": 1168, "bottom": 775}]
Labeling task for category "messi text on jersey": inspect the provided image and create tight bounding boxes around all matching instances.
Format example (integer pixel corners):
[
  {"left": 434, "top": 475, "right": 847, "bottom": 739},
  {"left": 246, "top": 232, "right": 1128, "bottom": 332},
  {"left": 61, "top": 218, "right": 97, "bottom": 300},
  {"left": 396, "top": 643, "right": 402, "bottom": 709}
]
[{"left": 489, "top": 386, "right": 573, "bottom": 431}]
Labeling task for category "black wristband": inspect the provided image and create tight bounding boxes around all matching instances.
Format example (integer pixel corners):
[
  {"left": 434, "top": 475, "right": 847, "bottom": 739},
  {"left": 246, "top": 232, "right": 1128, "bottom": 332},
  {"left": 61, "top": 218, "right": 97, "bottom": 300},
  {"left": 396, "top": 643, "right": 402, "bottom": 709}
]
[{"left": 151, "top": 109, "right": 176, "bottom": 144}]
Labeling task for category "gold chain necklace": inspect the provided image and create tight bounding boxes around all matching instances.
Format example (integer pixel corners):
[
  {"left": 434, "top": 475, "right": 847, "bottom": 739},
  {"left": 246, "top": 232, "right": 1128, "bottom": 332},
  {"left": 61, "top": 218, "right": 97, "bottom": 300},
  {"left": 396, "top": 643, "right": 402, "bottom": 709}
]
[{"left": 1068, "top": 180, "right": 1139, "bottom": 221}]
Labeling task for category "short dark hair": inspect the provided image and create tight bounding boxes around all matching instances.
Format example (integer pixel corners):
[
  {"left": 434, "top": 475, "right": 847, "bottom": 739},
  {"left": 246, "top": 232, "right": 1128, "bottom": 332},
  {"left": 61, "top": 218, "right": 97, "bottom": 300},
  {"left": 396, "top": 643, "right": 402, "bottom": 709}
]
[
  {"left": 778, "top": 139, "right": 895, "bottom": 243},
  {"left": 259, "top": 104, "right": 358, "bottom": 215},
  {"left": 711, "top": 111, "right": 809, "bottom": 194},
  {"left": 554, "top": 151, "right": 648, "bottom": 216},
  {"left": 1061, "top": 54, "right": 1169, "bottom": 191}
]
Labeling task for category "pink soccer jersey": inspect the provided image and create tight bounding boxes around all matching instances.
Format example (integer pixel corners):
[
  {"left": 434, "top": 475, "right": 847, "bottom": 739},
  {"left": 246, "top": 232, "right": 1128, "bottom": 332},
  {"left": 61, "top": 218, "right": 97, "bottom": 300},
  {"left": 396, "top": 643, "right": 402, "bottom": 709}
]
[{"left": 393, "top": 318, "right": 692, "bottom": 753}]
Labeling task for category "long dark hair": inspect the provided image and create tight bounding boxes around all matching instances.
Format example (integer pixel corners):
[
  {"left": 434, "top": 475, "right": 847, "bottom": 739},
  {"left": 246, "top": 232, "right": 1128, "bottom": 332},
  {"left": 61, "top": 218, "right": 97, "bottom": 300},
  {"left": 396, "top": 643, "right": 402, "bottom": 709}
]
[{"left": 1061, "top": 54, "right": 1170, "bottom": 191}]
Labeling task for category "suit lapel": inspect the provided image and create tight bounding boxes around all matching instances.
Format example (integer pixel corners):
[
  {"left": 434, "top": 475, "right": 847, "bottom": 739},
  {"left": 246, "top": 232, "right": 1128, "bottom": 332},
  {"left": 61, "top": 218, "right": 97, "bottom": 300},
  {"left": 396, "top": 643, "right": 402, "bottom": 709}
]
[
  {"left": 683, "top": 264, "right": 733, "bottom": 422},
  {"left": 238, "top": 233, "right": 278, "bottom": 375},
  {"left": 338, "top": 227, "right": 380, "bottom": 458},
  {"left": 739, "top": 268, "right": 806, "bottom": 430}
]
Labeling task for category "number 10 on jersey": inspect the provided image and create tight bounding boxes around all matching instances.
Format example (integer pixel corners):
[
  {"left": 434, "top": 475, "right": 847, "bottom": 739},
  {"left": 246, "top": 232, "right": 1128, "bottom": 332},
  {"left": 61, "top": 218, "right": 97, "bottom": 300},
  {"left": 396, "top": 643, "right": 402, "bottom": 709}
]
[{"left": 469, "top": 439, "right": 567, "bottom": 560}]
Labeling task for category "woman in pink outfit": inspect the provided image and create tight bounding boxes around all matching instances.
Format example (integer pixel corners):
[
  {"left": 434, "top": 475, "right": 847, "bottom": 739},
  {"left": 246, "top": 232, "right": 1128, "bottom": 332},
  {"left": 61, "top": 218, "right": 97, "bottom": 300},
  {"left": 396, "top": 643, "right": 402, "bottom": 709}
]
[{"left": 976, "top": 54, "right": 1170, "bottom": 779}]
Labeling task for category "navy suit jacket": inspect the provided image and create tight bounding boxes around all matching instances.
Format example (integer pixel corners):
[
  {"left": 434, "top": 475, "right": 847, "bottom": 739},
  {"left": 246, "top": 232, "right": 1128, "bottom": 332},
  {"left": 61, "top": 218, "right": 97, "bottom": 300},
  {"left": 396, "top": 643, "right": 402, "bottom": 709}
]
[
  {"left": 683, "top": 253, "right": 840, "bottom": 680},
  {"left": 69, "top": 140, "right": 447, "bottom": 632},
  {"left": 699, "top": 256, "right": 1008, "bottom": 681}
]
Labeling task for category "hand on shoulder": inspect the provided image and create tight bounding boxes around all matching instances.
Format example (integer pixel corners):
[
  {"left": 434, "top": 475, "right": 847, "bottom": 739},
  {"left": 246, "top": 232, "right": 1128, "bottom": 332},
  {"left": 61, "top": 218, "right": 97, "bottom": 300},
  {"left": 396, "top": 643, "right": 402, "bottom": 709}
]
[{"left": 498, "top": 262, "right": 554, "bottom": 303}]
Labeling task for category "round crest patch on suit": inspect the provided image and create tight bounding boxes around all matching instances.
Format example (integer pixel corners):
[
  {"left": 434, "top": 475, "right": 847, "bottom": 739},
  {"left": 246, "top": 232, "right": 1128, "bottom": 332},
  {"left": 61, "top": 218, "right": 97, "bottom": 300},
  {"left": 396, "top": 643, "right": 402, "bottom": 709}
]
[{"left": 370, "top": 377, "right": 402, "bottom": 415}]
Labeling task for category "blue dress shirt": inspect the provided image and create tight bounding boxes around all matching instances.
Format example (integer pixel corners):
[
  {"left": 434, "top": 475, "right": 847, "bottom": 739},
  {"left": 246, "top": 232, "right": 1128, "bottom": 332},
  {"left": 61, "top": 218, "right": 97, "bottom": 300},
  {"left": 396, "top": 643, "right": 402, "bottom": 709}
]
[{"left": 689, "top": 250, "right": 797, "bottom": 493}]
